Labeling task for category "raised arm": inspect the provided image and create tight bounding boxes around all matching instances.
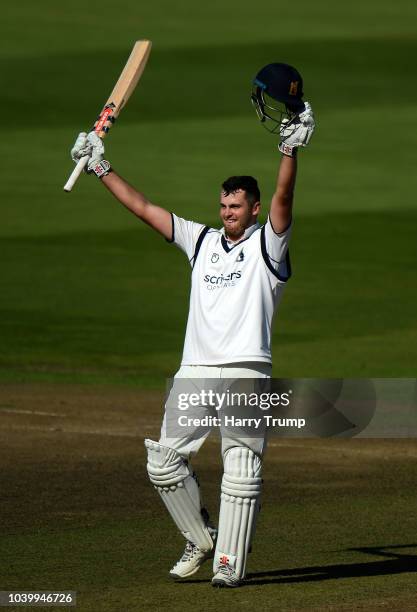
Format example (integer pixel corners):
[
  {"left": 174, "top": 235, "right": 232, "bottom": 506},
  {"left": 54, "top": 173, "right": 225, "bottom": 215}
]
[
  {"left": 101, "top": 171, "right": 172, "bottom": 240},
  {"left": 270, "top": 154, "right": 297, "bottom": 234},
  {"left": 269, "top": 101, "right": 315, "bottom": 233},
  {"left": 70, "top": 131, "right": 172, "bottom": 240}
]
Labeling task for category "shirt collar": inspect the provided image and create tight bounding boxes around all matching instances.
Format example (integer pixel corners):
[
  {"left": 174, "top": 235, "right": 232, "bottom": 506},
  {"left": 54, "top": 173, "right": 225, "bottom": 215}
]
[{"left": 220, "top": 222, "right": 260, "bottom": 247}]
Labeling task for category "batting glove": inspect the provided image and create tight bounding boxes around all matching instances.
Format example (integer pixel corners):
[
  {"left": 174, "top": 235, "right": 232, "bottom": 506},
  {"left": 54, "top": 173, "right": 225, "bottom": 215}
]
[
  {"left": 85, "top": 131, "right": 112, "bottom": 178},
  {"left": 71, "top": 132, "right": 91, "bottom": 163},
  {"left": 279, "top": 101, "right": 316, "bottom": 157},
  {"left": 70, "top": 131, "right": 112, "bottom": 178}
]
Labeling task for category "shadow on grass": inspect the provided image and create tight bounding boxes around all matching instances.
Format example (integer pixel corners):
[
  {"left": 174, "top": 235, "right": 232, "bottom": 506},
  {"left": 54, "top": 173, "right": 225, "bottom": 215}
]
[
  {"left": 5, "top": 37, "right": 417, "bottom": 129},
  {"left": 181, "top": 544, "right": 417, "bottom": 586},
  {"left": 243, "top": 544, "right": 417, "bottom": 587}
]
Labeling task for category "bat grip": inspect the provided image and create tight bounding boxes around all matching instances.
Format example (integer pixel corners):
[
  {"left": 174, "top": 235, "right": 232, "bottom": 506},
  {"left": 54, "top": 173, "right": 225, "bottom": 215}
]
[{"left": 63, "top": 156, "right": 89, "bottom": 192}]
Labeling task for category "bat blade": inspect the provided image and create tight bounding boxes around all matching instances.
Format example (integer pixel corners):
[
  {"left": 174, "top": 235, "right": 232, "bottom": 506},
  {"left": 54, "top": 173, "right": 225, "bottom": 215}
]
[{"left": 63, "top": 40, "right": 152, "bottom": 192}]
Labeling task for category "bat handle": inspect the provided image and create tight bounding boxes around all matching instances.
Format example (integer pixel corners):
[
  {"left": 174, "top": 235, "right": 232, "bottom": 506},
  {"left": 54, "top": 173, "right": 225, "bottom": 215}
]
[{"left": 63, "top": 156, "right": 89, "bottom": 192}]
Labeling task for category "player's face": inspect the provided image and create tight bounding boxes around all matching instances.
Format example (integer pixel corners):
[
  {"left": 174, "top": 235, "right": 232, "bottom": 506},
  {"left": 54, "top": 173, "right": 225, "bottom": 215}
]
[{"left": 220, "top": 190, "right": 260, "bottom": 240}]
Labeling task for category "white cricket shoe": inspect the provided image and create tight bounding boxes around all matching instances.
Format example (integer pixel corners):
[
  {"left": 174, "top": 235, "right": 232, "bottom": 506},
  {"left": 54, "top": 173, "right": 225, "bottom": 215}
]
[
  {"left": 211, "top": 562, "right": 241, "bottom": 588},
  {"left": 169, "top": 530, "right": 217, "bottom": 580}
]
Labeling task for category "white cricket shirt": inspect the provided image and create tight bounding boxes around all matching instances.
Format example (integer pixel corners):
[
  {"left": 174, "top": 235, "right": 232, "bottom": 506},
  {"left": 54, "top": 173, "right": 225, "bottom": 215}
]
[{"left": 169, "top": 214, "right": 292, "bottom": 365}]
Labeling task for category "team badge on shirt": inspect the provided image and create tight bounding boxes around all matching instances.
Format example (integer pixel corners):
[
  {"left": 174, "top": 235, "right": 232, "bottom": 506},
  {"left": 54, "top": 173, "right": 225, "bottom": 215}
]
[{"left": 211, "top": 253, "right": 219, "bottom": 263}]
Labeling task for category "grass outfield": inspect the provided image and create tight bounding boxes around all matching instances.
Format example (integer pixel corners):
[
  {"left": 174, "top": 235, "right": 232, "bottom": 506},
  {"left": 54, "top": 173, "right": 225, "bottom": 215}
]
[
  {"left": 2, "top": 207, "right": 417, "bottom": 385},
  {"left": 1, "top": 386, "right": 417, "bottom": 612},
  {"left": 1, "top": 1, "right": 417, "bottom": 383},
  {"left": 1, "top": 2, "right": 417, "bottom": 611}
]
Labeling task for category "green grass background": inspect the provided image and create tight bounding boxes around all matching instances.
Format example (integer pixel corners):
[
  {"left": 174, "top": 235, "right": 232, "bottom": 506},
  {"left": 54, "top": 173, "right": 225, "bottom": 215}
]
[
  {"left": 1, "top": 4, "right": 417, "bottom": 611},
  {"left": 1, "top": 0, "right": 417, "bottom": 384}
]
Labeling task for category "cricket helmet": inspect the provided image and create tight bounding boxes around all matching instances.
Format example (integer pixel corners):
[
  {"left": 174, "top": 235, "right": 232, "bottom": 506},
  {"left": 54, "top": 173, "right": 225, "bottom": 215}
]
[{"left": 251, "top": 63, "right": 305, "bottom": 133}]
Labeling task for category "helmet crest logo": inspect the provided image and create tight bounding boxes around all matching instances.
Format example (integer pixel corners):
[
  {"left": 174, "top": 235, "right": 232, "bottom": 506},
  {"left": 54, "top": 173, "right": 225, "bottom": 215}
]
[{"left": 289, "top": 81, "right": 298, "bottom": 96}]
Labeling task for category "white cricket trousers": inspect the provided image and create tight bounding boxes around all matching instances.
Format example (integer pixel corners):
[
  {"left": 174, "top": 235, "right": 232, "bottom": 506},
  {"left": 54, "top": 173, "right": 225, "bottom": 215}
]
[{"left": 158, "top": 362, "right": 271, "bottom": 459}]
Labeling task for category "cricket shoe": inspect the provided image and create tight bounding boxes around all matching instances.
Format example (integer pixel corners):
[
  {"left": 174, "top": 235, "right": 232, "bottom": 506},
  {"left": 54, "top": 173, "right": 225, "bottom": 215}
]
[
  {"left": 211, "top": 562, "right": 241, "bottom": 588},
  {"left": 169, "top": 528, "right": 217, "bottom": 580}
]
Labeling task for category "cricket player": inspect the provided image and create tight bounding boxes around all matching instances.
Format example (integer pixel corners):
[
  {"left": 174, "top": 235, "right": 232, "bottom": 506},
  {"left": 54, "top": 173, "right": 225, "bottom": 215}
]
[{"left": 70, "top": 63, "right": 315, "bottom": 587}]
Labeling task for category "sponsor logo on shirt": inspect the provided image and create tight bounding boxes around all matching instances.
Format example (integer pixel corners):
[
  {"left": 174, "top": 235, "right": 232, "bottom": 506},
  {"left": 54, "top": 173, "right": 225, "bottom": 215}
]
[{"left": 203, "top": 271, "right": 242, "bottom": 289}]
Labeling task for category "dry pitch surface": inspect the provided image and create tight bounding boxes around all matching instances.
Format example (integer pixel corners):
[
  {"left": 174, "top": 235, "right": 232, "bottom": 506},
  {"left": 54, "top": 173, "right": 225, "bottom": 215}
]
[{"left": 1, "top": 385, "right": 417, "bottom": 612}]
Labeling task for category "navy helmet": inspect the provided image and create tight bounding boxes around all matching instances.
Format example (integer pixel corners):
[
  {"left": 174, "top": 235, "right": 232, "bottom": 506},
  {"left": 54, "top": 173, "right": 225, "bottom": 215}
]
[{"left": 251, "top": 63, "right": 305, "bottom": 133}]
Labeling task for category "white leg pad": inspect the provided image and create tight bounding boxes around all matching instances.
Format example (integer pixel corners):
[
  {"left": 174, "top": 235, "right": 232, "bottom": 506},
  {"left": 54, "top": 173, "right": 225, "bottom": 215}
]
[
  {"left": 214, "top": 447, "right": 262, "bottom": 579},
  {"left": 145, "top": 439, "right": 214, "bottom": 552}
]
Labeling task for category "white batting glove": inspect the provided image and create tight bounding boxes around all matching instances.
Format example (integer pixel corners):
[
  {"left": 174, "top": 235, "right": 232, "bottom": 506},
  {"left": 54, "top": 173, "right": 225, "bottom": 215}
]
[
  {"left": 279, "top": 101, "right": 316, "bottom": 157},
  {"left": 70, "top": 131, "right": 111, "bottom": 178},
  {"left": 85, "top": 131, "right": 112, "bottom": 177},
  {"left": 71, "top": 132, "right": 91, "bottom": 163}
]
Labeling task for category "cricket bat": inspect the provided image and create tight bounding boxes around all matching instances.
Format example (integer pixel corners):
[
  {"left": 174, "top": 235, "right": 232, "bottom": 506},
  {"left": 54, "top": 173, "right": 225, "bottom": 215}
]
[{"left": 64, "top": 40, "right": 152, "bottom": 192}]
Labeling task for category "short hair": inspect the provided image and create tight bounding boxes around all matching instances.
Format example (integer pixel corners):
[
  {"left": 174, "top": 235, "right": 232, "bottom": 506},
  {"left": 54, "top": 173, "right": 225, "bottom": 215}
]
[{"left": 221, "top": 176, "right": 260, "bottom": 206}]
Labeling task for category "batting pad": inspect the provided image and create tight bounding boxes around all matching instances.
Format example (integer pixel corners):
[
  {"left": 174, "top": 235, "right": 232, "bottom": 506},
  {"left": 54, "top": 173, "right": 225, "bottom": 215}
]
[
  {"left": 214, "top": 447, "right": 262, "bottom": 578},
  {"left": 145, "top": 439, "right": 214, "bottom": 552}
]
